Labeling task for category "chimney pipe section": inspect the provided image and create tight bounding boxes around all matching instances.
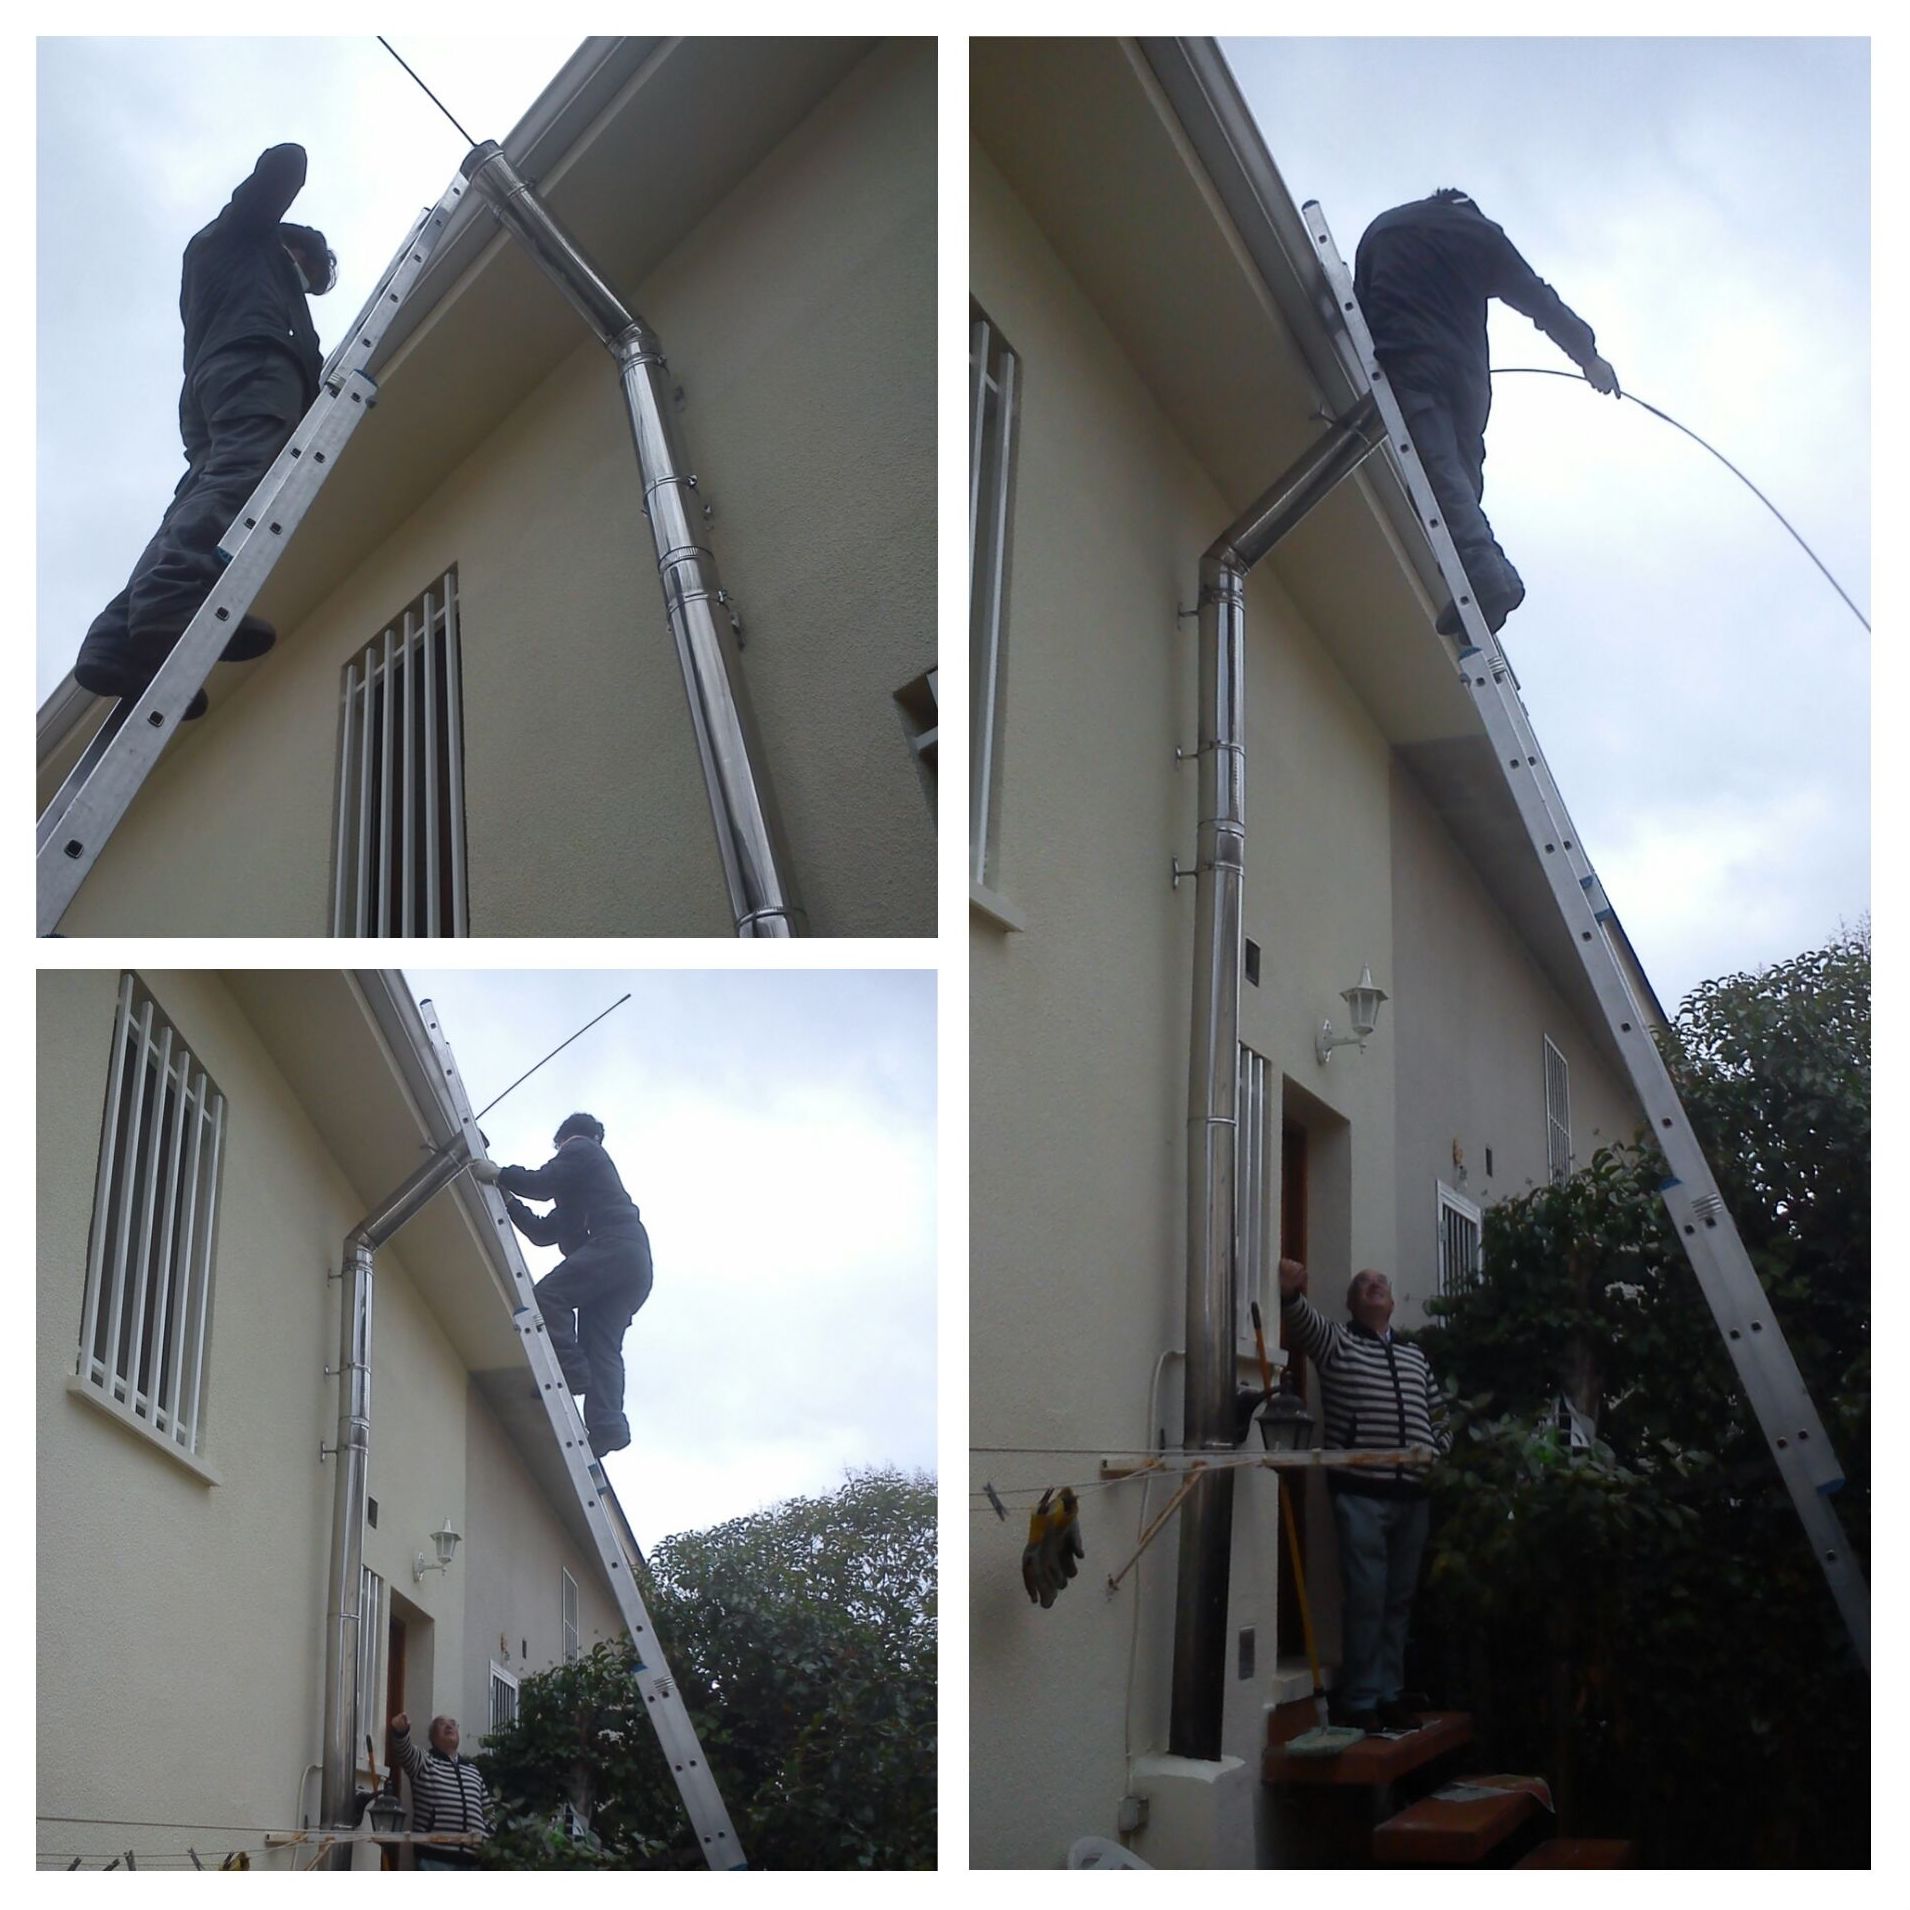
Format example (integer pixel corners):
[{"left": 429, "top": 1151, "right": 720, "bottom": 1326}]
[
  {"left": 319, "top": 1138, "right": 472, "bottom": 1857},
  {"left": 1167, "top": 396, "right": 1382, "bottom": 1761},
  {"left": 460, "top": 141, "right": 804, "bottom": 937}
]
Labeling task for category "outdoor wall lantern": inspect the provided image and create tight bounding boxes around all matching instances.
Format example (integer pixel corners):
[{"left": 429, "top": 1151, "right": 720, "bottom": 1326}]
[
  {"left": 366, "top": 1787, "right": 407, "bottom": 1836},
  {"left": 1257, "top": 1373, "right": 1315, "bottom": 1453},
  {"left": 414, "top": 1520, "right": 462, "bottom": 1583},
  {"left": 1316, "top": 964, "right": 1388, "bottom": 1066}
]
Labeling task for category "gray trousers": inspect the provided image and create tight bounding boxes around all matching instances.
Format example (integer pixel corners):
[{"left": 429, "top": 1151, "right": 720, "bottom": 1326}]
[
  {"left": 1394, "top": 377, "right": 1523, "bottom": 604},
  {"left": 85, "top": 343, "right": 307, "bottom": 651},
  {"left": 533, "top": 1224, "right": 653, "bottom": 1432},
  {"left": 1332, "top": 1490, "right": 1431, "bottom": 1711}
]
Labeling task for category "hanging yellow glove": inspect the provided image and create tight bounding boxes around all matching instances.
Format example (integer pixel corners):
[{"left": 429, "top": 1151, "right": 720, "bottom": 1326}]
[{"left": 1020, "top": 1487, "right": 1084, "bottom": 1608}]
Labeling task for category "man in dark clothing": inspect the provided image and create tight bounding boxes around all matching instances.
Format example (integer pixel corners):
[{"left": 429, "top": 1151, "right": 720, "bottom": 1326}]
[
  {"left": 474, "top": 1113, "right": 653, "bottom": 1457},
  {"left": 1355, "top": 189, "right": 1619, "bottom": 639},
  {"left": 1279, "top": 1256, "right": 1447, "bottom": 1732},
  {"left": 74, "top": 143, "right": 335, "bottom": 719}
]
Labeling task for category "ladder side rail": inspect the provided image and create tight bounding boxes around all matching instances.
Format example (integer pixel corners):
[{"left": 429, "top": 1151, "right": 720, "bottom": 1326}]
[
  {"left": 1304, "top": 204, "right": 1868, "bottom": 1665},
  {"left": 37, "top": 704, "right": 133, "bottom": 856},
  {"left": 414, "top": 1002, "right": 745, "bottom": 1869},
  {"left": 36, "top": 374, "right": 380, "bottom": 935}
]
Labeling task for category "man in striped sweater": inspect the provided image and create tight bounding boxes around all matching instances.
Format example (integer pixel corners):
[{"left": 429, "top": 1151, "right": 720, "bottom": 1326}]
[
  {"left": 389, "top": 1712, "right": 490, "bottom": 1869},
  {"left": 1278, "top": 1256, "right": 1448, "bottom": 1732}
]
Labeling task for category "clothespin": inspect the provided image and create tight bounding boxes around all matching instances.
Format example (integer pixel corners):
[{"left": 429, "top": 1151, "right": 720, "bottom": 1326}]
[{"left": 983, "top": 1481, "right": 1007, "bottom": 1521}]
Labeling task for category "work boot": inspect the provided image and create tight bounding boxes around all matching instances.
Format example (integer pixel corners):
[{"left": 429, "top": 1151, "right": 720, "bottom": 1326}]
[
  {"left": 219, "top": 613, "right": 278, "bottom": 661},
  {"left": 1436, "top": 560, "right": 1525, "bottom": 638},
  {"left": 72, "top": 639, "right": 210, "bottom": 720},
  {"left": 588, "top": 1415, "right": 631, "bottom": 1456}
]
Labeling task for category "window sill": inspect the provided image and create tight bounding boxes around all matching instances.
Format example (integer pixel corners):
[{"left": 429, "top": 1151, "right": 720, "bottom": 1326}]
[
  {"left": 65, "top": 1374, "right": 223, "bottom": 1487},
  {"left": 970, "top": 881, "right": 1026, "bottom": 932}
]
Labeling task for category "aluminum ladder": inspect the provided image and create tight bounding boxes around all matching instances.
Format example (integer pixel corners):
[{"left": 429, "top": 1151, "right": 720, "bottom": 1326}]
[
  {"left": 1303, "top": 203, "right": 1868, "bottom": 1670},
  {"left": 36, "top": 169, "right": 475, "bottom": 937},
  {"left": 416, "top": 998, "right": 747, "bottom": 1869}
]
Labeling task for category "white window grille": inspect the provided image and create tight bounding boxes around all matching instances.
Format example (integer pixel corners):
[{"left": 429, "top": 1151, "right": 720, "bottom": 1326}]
[
  {"left": 1436, "top": 1182, "right": 1482, "bottom": 1299},
  {"left": 1235, "top": 1045, "right": 1274, "bottom": 1337},
  {"left": 488, "top": 1662, "right": 520, "bottom": 1736},
  {"left": 77, "top": 974, "right": 226, "bottom": 1455},
  {"left": 331, "top": 567, "right": 468, "bottom": 936},
  {"left": 561, "top": 1568, "right": 580, "bottom": 1663},
  {"left": 355, "top": 1566, "right": 387, "bottom": 1776},
  {"left": 1543, "top": 1036, "right": 1573, "bottom": 1183},
  {"left": 969, "top": 303, "right": 1019, "bottom": 893}
]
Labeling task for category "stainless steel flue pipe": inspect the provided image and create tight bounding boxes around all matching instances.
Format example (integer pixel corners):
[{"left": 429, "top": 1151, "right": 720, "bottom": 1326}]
[
  {"left": 460, "top": 141, "right": 804, "bottom": 937},
  {"left": 319, "top": 1137, "right": 474, "bottom": 1857},
  {"left": 1168, "top": 394, "right": 1381, "bottom": 1761}
]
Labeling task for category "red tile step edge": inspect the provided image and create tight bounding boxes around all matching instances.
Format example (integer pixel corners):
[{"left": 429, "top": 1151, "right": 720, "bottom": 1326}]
[
  {"left": 1264, "top": 1708, "right": 1472, "bottom": 1788},
  {"left": 1516, "top": 1838, "right": 1635, "bottom": 1867},
  {"left": 1372, "top": 1775, "right": 1548, "bottom": 1865}
]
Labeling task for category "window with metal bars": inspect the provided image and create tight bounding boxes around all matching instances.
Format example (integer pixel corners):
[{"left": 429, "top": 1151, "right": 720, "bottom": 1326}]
[
  {"left": 1236, "top": 1045, "right": 1273, "bottom": 1339},
  {"left": 969, "top": 303, "right": 1019, "bottom": 896},
  {"left": 1543, "top": 1036, "right": 1573, "bottom": 1183},
  {"left": 331, "top": 568, "right": 469, "bottom": 936},
  {"left": 1436, "top": 1182, "right": 1482, "bottom": 1298},
  {"left": 561, "top": 1568, "right": 580, "bottom": 1663},
  {"left": 355, "top": 1566, "right": 387, "bottom": 1778},
  {"left": 77, "top": 975, "right": 226, "bottom": 1456},
  {"left": 489, "top": 1662, "right": 520, "bottom": 1736}
]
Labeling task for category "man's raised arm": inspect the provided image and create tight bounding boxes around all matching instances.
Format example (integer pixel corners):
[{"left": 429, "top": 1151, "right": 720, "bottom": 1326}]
[{"left": 222, "top": 142, "right": 308, "bottom": 236}]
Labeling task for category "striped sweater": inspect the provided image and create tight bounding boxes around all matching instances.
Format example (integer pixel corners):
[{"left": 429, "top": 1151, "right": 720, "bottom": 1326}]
[
  {"left": 1280, "top": 1291, "right": 1449, "bottom": 1497},
  {"left": 392, "top": 1731, "right": 491, "bottom": 1843}
]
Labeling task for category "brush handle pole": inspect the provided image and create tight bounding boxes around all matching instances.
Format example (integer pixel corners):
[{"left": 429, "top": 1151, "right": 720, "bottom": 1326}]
[{"left": 1279, "top": 1476, "right": 1324, "bottom": 1696}]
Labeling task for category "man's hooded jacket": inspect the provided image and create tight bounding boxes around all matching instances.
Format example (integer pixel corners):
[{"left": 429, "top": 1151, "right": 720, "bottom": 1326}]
[
  {"left": 180, "top": 143, "right": 322, "bottom": 405},
  {"left": 1355, "top": 192, "right": 1600, "bottom": 407},
  {"left": 498, "top": 1135, "right": 644, "bottom": 1256}
]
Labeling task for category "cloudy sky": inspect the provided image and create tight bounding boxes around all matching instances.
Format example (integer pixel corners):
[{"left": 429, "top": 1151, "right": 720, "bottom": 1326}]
[
  {"left": 1222, "top": 36, "right": 1870, "bottom": 1010},
  {"left": 36, "top": 35, "right": 579, "bottom": 703},
  {"left": 405, "top": 968, "right": 937, "bottom": 1552}
]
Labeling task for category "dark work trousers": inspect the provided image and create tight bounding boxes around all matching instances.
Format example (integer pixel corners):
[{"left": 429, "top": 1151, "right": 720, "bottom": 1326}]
[
  {"left": 533, "top": 1221, "right": 653, "bottom": 1433},
  {"left": 1392, "top": 374, "right": 1523, "bottom": 606},
  {"left": 84, "top": 343, "right": 308, "bottom": 656}
]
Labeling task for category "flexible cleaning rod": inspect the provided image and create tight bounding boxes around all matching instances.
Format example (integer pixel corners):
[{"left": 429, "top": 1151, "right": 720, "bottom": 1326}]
[
  {"left": 471, "top": 992, "right": 632, "bottom": 1123},
  {"left": 1492, "top": 365, "right": 1869, "bottom": 633}
]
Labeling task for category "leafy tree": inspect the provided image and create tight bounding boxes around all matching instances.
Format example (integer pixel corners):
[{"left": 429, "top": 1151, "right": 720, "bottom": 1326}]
[
  {"left": 476, "top": 1467, "right": 936, "bottom": 1870},
  {"left": 1416, "top": 929, "right": 1868, "bottom": 1865}
]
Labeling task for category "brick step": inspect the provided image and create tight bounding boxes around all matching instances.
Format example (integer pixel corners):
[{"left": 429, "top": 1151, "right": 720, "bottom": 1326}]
[
  {"left": 1372, "top": 1776, "right": 1549, "bottom": 1865},
  {"left": 1516, "top": 1837, "right": 1634, "bottom": 1868},
  {"left": 1264, "top": 1707, "right": 1472, "bottom": 1789}
]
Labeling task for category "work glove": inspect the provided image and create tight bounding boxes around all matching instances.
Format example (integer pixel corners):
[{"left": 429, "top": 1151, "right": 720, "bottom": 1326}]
[
  {"left": 1021, "top": 1487, "right": 1085, "bottom": 1608},
  {"left": 1583, "top": 354, "right": 1621, "bottom": 398},
  {"left": 468, "top": 1158, "right": 501, "bottom": 1185}
]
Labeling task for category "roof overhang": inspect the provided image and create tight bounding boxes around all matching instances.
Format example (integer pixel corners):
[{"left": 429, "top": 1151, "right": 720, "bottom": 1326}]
[
  {"left": 972, "top": 36, "right": 1666, "bottom": 1060},
  {"left": 226, "top": 969, "right": 618, "bottom": 1571},
  {"left": 38, "top": 35, "right": 878, "bottom": 785}
]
